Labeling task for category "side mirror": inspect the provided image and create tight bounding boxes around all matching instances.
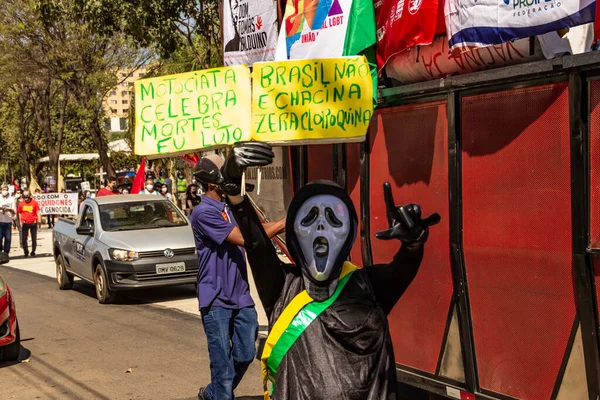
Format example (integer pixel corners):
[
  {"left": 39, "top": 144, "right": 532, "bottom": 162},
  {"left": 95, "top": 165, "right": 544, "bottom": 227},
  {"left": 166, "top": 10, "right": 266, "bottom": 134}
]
[{"left": 76, "top": 225, "right": 94, "bottom": 236}]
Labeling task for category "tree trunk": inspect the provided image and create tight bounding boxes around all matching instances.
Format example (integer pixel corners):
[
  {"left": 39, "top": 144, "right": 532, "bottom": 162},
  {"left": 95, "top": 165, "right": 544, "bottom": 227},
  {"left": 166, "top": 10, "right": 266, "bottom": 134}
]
[
  {"left": 17, "top": 102, "right": 32, "bottom": 185},
  {"left": 89, "top": 116, "right": 116, "bottom": 178}
]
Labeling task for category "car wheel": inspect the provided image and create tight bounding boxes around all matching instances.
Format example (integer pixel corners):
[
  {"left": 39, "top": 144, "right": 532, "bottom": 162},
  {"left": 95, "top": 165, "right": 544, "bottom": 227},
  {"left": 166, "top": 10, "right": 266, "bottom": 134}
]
[
  {"left": 1, "top": 323, "right": 20, "bottom": 362},
  {"left": 94, "top": 265, "right": 116, "bottom": 304},
  {"left": 56, "top": 254, "right": 74, "bottom": 290}
]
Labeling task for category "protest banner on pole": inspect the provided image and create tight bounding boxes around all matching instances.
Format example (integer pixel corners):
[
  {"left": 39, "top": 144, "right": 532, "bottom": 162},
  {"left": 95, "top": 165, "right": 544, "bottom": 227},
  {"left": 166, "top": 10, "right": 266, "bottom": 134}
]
[
  {"left": 251, "top": 56, "right": 374, "bottom": 144},
  {"left": 134, "top": 65, "right": 252, "bottom": 156},
  {"left": 223, "top": 0, "right": 278, "bottom": 66},
  {"left": 33, "top": 193, "right": 78, "bottom": 215}
]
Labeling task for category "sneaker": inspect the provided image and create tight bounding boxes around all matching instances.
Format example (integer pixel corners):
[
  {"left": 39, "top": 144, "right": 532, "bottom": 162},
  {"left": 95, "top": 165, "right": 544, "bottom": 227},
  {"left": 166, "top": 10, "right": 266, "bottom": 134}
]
[
  {"left": 31, "top": 252, "right": 36, "bottom": 257},
  {"left": 197, "top": 387, "right": 208, "bottom": 400}
]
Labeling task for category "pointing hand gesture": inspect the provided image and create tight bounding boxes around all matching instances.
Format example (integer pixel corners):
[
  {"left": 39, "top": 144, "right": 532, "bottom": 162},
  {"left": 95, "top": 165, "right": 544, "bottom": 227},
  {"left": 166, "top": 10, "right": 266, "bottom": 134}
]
[{"left": 374, "top": 182, "right": 441, "bottom": 250}]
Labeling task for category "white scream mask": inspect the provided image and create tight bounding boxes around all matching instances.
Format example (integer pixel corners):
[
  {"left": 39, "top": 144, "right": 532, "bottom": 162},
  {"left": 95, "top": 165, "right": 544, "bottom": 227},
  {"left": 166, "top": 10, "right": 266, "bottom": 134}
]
[{"left": 293, "top": 194, "right": 351, "bottom": 283}]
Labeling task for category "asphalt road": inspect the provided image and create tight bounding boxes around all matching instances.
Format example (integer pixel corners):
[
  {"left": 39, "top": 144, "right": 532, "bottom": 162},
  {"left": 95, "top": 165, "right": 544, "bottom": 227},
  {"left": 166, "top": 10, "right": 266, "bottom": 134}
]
[{"left": 0, "top": 266, "right": 263, "bottom": 400}]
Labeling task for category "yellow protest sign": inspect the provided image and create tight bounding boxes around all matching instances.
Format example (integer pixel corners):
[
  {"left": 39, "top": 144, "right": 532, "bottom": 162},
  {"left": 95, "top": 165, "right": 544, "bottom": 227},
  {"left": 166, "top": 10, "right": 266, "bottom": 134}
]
[
  {"left": 252, "top": 57, "right": 373, "bottom": 144},
  {"left": 134, "top": 65, "right": 251, "bottom": 156}
]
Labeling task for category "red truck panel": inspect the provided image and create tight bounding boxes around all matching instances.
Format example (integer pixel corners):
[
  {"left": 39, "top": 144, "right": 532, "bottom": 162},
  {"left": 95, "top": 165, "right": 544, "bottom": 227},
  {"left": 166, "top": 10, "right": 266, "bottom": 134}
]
[
  {"left": 347, "top": 142, "right": 363, "bottom": 267},
  {"left": 369, "top": 101, "right": 453, "bottom": 374},
  {"left": 590, "top": 80, "right": 600, "bottom": 249},
  {"left": 461, "top": 83, "right": 574, "bottom": 399}
]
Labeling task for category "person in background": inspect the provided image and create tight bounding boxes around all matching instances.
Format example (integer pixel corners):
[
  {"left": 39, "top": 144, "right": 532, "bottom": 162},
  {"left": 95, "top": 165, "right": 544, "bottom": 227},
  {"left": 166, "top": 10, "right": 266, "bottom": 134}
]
[
  {"left": 0, "top": 185, "right": 16, "bottom": 256},
  {"left": 121, "top": 187, "right": 130, "bottom": 195},
  {"left": 78, "top": 191, "right": 86, "bottom": 208},
  {"left": 13, "top": 189, "right": 22, "bottom": 247},
  {"left": 160, "top": 183, "right": 172, "bottom": 201},
  {"left": 17, "top": 190, "right": 41, "bottom": 258},
  {"left": 163, "top": 171, "right": 173, "bottom": 196},
  {"left": 96, "top": 176, "right": 120, "bottom": 197},
  {"left": 155, "top": 170, "right": 165, "bottom": 186},
  {"left": 139, "top": 179, "right": 160, "bottom": 195},
  {"left": 176, "top": 171, "right": 188, "bottom": 212},
  {"left": 186, "top": 184, "right": 201, "bottom": 215}
]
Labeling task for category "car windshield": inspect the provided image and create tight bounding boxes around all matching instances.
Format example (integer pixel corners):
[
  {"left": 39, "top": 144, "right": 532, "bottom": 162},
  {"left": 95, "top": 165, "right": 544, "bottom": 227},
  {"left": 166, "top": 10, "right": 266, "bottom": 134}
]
[{"left": 99, "top": 200, "right": 188, "bottom": 231}]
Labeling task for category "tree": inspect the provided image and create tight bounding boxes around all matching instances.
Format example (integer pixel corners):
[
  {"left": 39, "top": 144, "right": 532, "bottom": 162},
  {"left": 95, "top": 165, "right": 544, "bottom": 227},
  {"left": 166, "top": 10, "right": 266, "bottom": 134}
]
[{"left": 72, "top": 0, "right": 222, "bottom": 69}]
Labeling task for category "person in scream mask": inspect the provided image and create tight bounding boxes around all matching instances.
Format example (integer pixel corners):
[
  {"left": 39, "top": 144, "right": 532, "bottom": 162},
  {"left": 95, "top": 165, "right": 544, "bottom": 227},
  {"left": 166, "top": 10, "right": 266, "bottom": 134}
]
[{"left": 219, "top": 142, "right": 440, "bottom": 400}]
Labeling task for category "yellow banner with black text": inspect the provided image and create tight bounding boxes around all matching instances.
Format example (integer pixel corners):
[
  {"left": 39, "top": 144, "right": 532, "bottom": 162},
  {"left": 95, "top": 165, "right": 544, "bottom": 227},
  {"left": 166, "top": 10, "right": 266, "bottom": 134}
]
[{"left": 134, "top": 57, "right": 373, "bottom": 156}]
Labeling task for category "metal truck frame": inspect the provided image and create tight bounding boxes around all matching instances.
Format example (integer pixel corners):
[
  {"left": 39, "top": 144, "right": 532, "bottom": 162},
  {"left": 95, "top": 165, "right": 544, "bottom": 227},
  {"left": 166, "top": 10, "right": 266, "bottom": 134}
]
[{"left": 284, "top": 51, "right": 600, "bottom": 400}]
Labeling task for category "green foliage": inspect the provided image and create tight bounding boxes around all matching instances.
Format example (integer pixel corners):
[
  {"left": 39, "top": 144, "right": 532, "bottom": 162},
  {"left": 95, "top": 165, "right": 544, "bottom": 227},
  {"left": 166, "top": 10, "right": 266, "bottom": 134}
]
[
  {"left": 68, "top": 0, "right": 222, "bottom": 69},
  {"left": 1, "top": 0, "right": 221, "bottom": 185}
]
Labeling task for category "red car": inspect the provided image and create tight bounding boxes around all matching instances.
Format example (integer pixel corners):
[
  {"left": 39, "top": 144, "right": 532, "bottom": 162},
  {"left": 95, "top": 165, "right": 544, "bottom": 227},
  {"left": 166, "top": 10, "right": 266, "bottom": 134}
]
[{"left": 0, "top": 274, "right": 20, "bottom": 361}]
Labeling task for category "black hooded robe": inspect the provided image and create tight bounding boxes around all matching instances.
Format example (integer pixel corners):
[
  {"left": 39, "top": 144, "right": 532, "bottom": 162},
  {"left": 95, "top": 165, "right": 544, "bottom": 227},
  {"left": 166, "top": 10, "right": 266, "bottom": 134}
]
[{"left": 230, "top": 186, "right": 423, "bottom": 400}]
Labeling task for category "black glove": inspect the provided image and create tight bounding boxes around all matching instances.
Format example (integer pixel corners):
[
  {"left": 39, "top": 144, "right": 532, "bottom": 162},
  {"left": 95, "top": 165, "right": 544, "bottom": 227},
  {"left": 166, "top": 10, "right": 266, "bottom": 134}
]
[
  {"left": 220, "top": 142, "right": 274, "bottom": 196},
  {"left": 375, "top": 182, "right": 440, "bottom": 250}
]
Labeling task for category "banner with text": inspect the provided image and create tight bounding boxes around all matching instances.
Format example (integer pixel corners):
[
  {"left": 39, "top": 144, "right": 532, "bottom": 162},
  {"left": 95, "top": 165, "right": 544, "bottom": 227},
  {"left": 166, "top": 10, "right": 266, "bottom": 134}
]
[
  {"left": 275, "top": 0, "right": 352, "bottom": 60},
  {"left": 385, "top": 36, "right": 542, "bottom": 84},
  {"left": 134, "top": 66, "right": 252, "bottom": 156},
  {"left": 252, "top": 57, "right": 373, "bottom": 144},
  {"left": 33, "top": 193, "right": 78, "bottom": 215},
  {"left": 223, "top": 0, "right": 278, "bottom": 66},
  {"left": 445, "top": 0, "right": 595, "bottom": 53}
]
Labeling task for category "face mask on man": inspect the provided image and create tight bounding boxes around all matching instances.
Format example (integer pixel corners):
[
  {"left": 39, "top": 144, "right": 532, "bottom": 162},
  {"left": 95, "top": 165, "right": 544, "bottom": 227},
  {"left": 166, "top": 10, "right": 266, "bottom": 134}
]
[
  {"left": 122, "top": 190, "right": 129, "bottom": 195},
  {"left": 23, "top": 196, "right": 31, "bottom": 202},
  {"left": 146, "top": 184, "right": 154, "bottom": 191},
  {"left": 191, "top": 179, "right": 197, "bottom": 184},
  {"left": 191, "top": 189, "right": 197, "bottom": 195},
  {"left": 161, "top": 187, "right": 167, "bottom": 193},
  {"left": 15, "top": 193, "right": 21, "bottom": 199},
  {"left": 1, "top": 190, "right": 8, "bottom": 197}
]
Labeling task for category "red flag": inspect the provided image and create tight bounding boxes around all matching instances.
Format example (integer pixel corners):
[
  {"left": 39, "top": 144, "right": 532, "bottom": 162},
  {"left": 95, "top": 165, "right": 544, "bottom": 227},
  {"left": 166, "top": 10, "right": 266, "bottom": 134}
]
[
  {"left": 596, "top": 1, "right": 600, "bottom": 41},
  {"left": 178, "top": 153, "right": 200, "bottom": 166},
  {"left": 375, "top": 0, "right": 440, "bottom": 70},
  {"left": 130, "top": 158, "right": 146, "bottom": 194}
]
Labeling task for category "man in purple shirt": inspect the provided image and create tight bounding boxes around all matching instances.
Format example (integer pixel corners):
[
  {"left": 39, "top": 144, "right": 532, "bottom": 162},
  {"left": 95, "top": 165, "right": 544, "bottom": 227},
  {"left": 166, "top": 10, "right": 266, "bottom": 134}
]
[{"left": 192, "top": 154, "right": 285, "bottom": 400}]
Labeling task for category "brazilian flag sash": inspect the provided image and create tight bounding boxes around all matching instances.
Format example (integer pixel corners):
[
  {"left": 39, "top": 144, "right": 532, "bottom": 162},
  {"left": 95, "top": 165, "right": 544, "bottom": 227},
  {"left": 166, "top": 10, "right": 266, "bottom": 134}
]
[{"left": 260, "top": 262, "right": 359, "bottom": 400}]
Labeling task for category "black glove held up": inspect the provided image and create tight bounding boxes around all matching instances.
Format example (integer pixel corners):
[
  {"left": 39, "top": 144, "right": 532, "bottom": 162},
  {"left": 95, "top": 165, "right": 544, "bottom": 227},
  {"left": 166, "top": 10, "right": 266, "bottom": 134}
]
[
  {"left": 374, "top": 182, "right": 441, "bottom": 250},
  {"left": 220, "top": 142, "right": 275, "bottom": 196}
]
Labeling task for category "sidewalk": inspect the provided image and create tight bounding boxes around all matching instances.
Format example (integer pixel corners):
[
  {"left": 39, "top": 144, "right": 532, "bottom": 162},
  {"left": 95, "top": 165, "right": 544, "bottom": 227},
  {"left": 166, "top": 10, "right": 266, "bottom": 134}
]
[{"left": 1, "top": 225, "right": 270, "bottom": 333}]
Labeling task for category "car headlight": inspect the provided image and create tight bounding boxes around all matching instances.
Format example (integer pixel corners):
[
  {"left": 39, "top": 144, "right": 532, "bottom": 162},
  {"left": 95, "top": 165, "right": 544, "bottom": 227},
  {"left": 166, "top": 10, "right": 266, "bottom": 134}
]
[{"left": 109, "top": 248, "right": 139, "bottom": 262}]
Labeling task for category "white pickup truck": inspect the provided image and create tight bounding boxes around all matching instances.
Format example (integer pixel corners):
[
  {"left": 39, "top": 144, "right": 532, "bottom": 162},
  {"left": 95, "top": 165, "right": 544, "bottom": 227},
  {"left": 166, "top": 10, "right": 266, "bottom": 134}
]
[{"left": 53, "top": 195, "right": 198, "bottom": 303}]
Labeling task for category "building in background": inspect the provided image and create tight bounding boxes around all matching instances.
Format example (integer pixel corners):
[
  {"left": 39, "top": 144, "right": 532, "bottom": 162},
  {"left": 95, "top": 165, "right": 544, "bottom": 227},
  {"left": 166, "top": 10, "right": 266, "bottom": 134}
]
[{"left": 103, "top": 68, "right": 147, "bottom": 134}]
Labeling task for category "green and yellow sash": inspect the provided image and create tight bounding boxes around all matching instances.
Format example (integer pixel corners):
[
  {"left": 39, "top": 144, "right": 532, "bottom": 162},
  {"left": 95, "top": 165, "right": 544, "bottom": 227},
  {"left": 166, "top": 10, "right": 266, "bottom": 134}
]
[{"left": 261, "top": 262, "right": 359, "bottom": 400}]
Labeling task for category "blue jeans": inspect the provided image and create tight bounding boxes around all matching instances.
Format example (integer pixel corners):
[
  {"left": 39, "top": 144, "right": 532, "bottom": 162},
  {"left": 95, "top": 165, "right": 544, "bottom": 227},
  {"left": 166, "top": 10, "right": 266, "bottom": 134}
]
[
  {"left": 0, "top": 222, "right": 11, "bottom": 254},
  {"left": 200, "top": 306, "right": 258, "bottom": 400}
]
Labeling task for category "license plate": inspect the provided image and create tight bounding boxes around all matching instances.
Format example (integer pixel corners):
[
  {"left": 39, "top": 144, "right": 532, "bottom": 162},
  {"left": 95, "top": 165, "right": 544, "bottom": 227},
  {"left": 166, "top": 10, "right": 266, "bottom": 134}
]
[{"left": 155, "top": 262, "right": 186, "bottom": 275}]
